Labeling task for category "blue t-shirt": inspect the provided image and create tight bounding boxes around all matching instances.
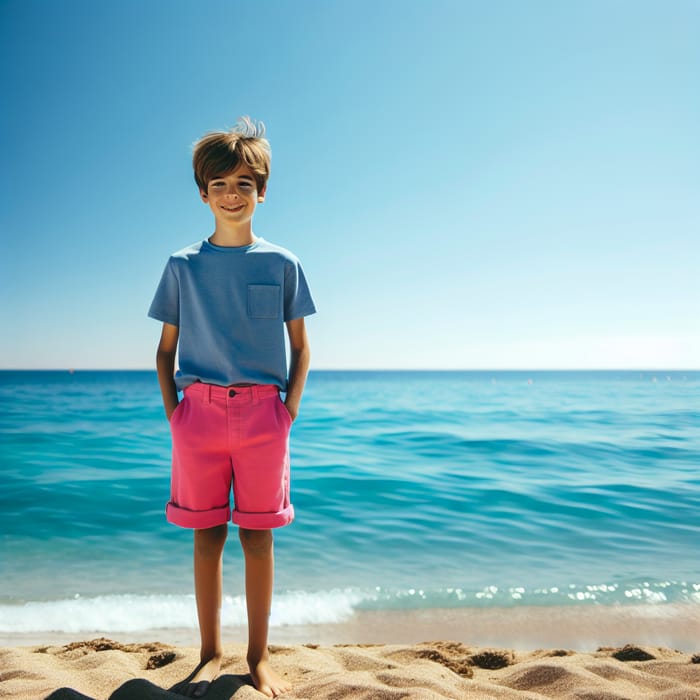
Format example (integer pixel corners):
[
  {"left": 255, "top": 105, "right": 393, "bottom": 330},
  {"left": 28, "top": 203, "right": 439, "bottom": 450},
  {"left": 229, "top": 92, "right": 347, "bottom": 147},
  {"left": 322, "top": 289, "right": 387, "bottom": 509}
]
[{"left": 148, "top": 237, "right": 316, "bottom": 391}]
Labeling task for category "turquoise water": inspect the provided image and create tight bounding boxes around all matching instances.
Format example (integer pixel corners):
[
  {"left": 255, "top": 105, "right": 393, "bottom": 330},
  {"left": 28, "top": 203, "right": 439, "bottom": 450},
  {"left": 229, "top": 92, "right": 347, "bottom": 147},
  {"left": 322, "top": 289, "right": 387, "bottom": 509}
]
[{"left": 1, "top": 370, "right": 699, "bottom": 635}]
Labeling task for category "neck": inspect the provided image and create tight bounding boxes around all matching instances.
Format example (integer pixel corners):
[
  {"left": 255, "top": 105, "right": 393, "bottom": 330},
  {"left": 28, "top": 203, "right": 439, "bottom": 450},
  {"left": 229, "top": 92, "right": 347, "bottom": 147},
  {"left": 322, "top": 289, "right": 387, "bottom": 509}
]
[{"left": 208, "top": 221, "right": 256, "bottom": 248}]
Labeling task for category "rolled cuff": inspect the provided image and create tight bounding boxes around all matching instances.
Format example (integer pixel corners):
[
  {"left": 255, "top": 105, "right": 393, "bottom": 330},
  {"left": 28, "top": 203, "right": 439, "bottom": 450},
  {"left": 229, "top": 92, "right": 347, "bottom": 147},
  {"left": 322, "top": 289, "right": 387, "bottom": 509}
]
[
  {"left": 232, "top": 504, "right": 295, "bottom": 530},
  {"left": 166, "top": 502, "right": 231, "bottom": 529}
]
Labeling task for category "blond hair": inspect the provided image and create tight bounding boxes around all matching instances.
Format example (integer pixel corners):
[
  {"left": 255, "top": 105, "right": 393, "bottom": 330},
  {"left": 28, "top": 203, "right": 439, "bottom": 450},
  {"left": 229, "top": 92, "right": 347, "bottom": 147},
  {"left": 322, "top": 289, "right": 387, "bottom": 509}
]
[{"left": 192, "top": 116, "right": 271, "bottom": 192}]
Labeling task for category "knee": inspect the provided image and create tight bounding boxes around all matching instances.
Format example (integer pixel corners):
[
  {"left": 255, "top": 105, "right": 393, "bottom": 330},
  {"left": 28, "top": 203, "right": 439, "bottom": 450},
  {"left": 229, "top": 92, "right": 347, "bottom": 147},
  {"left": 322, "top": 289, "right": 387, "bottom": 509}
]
[
  {"left": 239, "top": 528, "right": 273, "bottom": 558},
  {"left": 194, "top": 524, "right": 228, "bottom": 558}
]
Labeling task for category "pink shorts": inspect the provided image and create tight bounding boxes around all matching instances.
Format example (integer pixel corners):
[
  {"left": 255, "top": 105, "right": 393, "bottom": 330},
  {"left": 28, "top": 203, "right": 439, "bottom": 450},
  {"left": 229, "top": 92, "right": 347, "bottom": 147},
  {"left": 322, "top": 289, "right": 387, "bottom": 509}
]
[{"left": 167, "top": 382, "right": 294, "bottom": 530}]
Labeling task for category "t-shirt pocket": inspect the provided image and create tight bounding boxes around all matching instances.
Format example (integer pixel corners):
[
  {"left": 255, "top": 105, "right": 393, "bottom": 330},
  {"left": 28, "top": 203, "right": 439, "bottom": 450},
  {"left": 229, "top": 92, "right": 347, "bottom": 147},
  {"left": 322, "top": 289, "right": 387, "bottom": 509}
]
[{"left": 247, "top": 284, "right": 281, "bottom": 319}]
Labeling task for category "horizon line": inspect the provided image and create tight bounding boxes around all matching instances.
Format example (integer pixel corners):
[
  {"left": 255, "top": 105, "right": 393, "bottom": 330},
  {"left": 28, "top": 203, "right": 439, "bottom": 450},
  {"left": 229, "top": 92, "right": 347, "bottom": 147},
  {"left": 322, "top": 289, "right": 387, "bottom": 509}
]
[{"left": 1, "top": 368, "right": 698, "bottom": 373}]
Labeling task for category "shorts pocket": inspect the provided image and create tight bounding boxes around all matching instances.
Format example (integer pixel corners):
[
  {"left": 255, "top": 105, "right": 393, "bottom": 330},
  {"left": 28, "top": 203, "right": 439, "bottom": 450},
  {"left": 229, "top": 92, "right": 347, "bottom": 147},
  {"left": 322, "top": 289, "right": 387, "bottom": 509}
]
[
  {"left": 277, "top": 396, "right": 293, "bottom": 428},
  {"left": 169, "top": 396, "right": 187, "bottom": 426},
  {"left": 247, "top": 284, "right": 281, "bottom": 319}
]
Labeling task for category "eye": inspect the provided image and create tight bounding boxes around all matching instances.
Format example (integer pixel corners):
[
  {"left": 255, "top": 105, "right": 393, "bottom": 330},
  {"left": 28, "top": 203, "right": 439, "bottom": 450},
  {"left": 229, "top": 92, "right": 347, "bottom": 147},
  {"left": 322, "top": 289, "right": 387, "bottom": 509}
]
[
  {"left": 210, "top": 182, "right": 225, "bottom": 188},
  {"left": 239, "top": 182, "right": 253, "bottom": 190}
]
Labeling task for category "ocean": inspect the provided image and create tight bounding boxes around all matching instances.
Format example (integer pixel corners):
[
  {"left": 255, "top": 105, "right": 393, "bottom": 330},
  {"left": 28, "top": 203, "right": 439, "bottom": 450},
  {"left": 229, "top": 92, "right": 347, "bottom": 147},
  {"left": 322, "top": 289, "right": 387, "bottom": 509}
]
[{"left": 1, "top": 370, "right": 699, "bottom": 643}]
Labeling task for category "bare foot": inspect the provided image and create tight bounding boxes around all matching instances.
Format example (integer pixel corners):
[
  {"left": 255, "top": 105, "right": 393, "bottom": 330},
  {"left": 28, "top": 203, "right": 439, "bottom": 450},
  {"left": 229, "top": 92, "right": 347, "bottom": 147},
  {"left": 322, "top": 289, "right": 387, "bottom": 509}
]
[
  {"left": 178, "top": 654, "right": 222, "bottom": 698},
  {"left": 248, "top": 654, "right": 291, "bottom": 697}
]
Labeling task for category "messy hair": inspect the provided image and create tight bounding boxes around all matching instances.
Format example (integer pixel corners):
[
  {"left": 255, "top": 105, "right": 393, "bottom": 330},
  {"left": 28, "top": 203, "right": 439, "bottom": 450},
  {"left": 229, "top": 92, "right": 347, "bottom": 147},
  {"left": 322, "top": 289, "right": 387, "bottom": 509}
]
[{"left": 192, "top": 116, "right": 271, "bottom": 192}]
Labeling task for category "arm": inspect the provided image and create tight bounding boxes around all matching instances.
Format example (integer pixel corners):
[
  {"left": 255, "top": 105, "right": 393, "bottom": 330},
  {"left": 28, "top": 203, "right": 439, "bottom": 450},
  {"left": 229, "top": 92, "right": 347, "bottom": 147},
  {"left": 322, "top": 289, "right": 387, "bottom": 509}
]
[
  {"left": 284, "top": 317, "right": 311, "bottom": 421},
  {"left": 156, "top": 322, "right": 180, "bottom": 421}
]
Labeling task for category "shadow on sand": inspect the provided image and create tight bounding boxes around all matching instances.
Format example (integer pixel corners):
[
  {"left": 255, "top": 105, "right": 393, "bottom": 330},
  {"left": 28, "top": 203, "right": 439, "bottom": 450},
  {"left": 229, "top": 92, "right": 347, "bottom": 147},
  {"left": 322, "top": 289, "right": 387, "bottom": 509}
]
[{"left": 44, "top": 671, "right": 253, "bottom": 700}]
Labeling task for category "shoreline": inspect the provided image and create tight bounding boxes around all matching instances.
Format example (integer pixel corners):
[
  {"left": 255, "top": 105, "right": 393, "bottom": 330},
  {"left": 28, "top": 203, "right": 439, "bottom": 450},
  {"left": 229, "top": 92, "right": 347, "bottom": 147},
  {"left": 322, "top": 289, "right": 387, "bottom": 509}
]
[
  {"left": 4, "top": 602, "right": 700, "bottom": 651},
  {"left": 3, "top": 605, "right": 699, "bottom": 698}
]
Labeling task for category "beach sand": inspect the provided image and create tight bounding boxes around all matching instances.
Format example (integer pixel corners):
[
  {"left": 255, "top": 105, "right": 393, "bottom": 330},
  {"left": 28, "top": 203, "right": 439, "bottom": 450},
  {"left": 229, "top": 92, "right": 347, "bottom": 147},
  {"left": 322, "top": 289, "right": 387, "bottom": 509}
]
[{"left": 3, "top": 607, "right": 700, "bottom": 699}]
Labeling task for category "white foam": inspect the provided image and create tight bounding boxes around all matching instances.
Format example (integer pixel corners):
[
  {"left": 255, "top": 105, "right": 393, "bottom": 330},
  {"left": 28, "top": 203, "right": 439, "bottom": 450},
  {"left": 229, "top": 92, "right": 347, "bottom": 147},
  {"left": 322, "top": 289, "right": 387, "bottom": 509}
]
[
  {"left": 0, "top": 589, "right": 366, "bottom": 634},
  {"left": 2, "top": 583, "right": 698, "bottom": 634}
]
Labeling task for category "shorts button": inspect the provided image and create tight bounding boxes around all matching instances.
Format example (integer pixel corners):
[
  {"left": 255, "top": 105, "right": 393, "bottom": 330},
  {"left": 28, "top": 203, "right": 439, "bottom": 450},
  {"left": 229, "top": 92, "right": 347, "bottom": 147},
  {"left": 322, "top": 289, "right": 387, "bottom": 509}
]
[{"left": 228, "top": 389, "right": 237, "bottom": 397}]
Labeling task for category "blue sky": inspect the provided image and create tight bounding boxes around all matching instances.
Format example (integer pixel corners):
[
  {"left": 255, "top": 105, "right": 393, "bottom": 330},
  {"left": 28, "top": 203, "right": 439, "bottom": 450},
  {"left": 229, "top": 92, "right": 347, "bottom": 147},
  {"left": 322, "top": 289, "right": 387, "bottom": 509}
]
[{"left": 1, "top": 0, "right": 698, "bottom": 369}]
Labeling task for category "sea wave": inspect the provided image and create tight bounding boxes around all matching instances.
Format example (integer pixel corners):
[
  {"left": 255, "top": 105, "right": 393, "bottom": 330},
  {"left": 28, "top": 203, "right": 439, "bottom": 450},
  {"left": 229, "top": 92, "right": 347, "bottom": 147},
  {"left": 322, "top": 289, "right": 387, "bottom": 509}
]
[
  {"left": 2, "top": 582, "right": 699, "bottom": 634},
  {"left": 0, "top": 589, "right": 365, "bottom": 633}
]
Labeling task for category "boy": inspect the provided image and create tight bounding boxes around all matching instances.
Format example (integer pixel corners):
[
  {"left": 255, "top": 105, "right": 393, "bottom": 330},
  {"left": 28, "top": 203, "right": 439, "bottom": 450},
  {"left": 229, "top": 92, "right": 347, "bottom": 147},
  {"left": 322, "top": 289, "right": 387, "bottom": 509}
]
[{"left": 148, "top": 117, "right": 315, "bottom": 698}]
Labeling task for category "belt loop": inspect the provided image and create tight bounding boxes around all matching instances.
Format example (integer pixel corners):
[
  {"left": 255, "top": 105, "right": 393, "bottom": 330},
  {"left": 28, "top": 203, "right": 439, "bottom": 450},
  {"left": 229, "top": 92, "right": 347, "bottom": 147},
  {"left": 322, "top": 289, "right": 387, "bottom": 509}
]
[
  {"left": 207, "top": 384, "right": 212, "bottom": 404},
  {"left": 252, "top": 385, "right": 260, "bottom": 405}
]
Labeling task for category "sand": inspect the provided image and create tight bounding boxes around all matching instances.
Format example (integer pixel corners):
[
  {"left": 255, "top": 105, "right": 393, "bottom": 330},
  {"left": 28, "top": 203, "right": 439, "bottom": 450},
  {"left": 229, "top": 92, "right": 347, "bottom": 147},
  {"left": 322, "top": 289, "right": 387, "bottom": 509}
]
[{"left": 2, "top": 638, "right": 700, "bottom": 700}]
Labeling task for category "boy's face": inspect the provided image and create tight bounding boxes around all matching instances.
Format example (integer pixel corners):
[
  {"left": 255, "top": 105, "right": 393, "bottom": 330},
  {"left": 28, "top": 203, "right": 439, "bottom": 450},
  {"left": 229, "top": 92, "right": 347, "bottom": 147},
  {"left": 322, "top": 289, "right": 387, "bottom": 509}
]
[{"left": 200, "top": 163, "right": 266, "bottom": 226}]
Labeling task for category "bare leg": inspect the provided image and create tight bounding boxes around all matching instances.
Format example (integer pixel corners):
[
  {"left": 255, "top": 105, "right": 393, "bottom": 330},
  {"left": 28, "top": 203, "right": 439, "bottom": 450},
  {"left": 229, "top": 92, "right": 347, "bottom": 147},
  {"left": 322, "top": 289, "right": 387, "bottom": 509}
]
[
  {"left": 185, "top": 524, "right": 228, "bottom": 697},
  {"left": 239, "top": 528, "right": 291, "bottom": 697}
]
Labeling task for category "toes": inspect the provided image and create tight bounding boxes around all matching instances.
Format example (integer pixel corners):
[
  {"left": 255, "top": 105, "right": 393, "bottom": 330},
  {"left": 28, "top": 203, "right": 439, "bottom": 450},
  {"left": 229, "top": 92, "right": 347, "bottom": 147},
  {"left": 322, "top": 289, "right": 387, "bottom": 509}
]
[{"left": 268, "top": 683, "right": 291, "bottom": 698}]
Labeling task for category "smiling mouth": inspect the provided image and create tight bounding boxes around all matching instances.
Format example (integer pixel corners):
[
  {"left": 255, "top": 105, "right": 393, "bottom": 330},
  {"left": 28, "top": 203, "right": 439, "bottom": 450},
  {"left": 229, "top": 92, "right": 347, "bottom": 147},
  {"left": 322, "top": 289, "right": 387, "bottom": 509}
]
[{"left": 221, "top": 204, "right": 245, "bottom": 212}]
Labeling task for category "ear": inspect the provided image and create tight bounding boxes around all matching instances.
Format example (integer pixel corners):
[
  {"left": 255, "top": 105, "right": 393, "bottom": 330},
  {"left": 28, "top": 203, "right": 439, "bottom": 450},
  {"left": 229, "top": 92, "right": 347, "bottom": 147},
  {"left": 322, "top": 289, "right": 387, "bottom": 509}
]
[
  {"left": 257, "top": 184, "right": 266, "bottom": 203},
  {"left": 199, "top": 188, "right": 208, "bottom": 203}
]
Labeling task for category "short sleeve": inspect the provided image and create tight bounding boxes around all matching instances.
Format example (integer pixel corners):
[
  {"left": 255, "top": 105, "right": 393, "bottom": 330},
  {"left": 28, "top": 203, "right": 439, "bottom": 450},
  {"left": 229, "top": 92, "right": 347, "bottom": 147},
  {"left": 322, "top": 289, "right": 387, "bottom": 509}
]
[
  {"left": 148, "top": 260, "right": 180, "bottom": 326},
  {"left": 283, "top": 258, "right": 317, "bottom": 321}
]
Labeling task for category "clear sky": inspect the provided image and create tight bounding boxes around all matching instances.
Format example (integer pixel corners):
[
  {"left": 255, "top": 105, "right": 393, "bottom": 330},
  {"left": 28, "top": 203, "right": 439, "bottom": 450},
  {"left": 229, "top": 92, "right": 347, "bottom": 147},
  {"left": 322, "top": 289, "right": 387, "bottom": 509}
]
[{"left": 1, "top": 0, "right": 698, "bottom": 370}]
